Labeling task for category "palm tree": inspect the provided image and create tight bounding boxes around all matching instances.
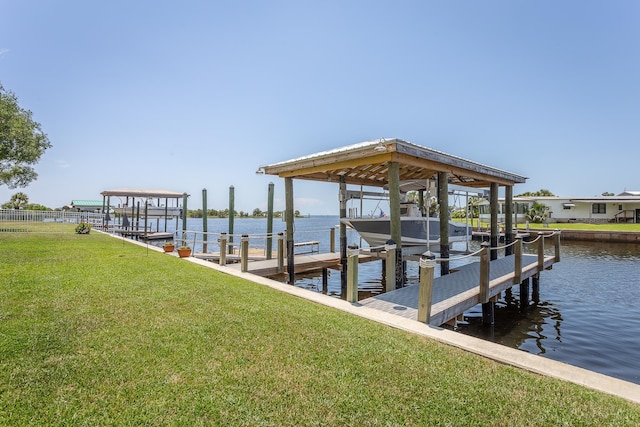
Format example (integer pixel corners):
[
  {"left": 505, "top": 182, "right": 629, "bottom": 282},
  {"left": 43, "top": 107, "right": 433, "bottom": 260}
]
[{"left": 6, "top": 192, "right": 29, "bottom": 209}]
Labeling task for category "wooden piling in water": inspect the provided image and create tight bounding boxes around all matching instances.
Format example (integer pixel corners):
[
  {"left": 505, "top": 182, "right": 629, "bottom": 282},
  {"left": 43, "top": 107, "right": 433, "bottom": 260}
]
[{"left": 520, "top": 278, "right": 530, "bottom": 308}]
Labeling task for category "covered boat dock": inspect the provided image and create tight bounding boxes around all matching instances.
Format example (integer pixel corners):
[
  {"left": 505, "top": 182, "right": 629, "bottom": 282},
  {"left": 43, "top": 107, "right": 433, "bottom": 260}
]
[
  {"left": 260, "top": 138, "right": 543, "bottom": 324},
  {"left": 100, "top": 188, "right": 189, "bottom": 239},
  {"left": 260, "top": 138, "right": 527, "bottom": 282}
]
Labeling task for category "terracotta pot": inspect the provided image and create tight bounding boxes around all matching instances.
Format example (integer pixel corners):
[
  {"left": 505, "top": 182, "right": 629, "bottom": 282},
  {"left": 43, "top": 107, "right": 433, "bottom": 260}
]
[
  {"left": 163, "top": 245, "right": 175, "bottom": 253},
  {"left": 177, "top": 248, "right": 191, "bottom": 258}
]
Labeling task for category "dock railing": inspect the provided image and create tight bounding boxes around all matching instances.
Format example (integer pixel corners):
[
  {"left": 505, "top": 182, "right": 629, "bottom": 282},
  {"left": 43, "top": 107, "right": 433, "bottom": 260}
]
[
  {"left": 174, "top": 228, "right": 336, "bottom": 262},
  {"left": 415, "top": 230, "right": 561, "bottom": 324}
]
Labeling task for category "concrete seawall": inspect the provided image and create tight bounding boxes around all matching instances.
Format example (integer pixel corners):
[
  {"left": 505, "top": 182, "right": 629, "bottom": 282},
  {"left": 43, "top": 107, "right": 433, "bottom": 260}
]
[{"left": 527, "top": 228, "right": 640, "bottom": 243}]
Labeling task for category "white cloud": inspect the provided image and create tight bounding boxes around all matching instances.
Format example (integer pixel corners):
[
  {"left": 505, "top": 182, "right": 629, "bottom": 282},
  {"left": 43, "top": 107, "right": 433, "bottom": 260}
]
[{"left": 0, "top": 48, "right": 9, "bottom": 57}]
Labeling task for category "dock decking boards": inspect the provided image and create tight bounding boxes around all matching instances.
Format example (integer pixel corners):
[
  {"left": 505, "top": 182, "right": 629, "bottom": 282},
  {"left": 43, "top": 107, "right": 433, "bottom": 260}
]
[
  {"left": 222, "top": 252, "right": 378, "bottom": 276},
  {"left": 359, "top": 254, "right": 555, "bottom": 326}
]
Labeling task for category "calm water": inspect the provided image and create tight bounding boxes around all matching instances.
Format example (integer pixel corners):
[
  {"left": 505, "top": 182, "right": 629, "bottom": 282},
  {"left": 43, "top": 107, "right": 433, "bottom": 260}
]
[{"left": 137, "top": 215, "right": 640, "bottom": 385}]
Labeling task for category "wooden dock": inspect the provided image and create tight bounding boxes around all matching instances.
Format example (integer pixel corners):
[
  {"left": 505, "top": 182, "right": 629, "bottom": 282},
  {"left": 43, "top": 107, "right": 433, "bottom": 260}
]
[
  {"left": 223, "top": 252, "right": 379, "bottom": 276},
  {"left": 359, "top": 253, "right": 555, "bottom": 326}
]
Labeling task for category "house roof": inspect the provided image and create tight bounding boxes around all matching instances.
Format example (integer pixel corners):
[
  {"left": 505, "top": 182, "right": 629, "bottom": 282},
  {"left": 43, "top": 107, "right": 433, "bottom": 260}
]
[
  {"left": 510, "top": 195, "right": 640, "bottom": 204},
  {"left": 261, "top": 138, "right": 527, "bottom": 188}
]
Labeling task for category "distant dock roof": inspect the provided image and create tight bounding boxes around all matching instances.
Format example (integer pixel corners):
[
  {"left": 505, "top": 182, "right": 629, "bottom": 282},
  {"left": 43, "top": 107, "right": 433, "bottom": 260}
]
[
  {"left": 261, "top": 138, "right": 527, "bottom": 188},
  {"left": 100, "top": 189, "right": 189, "bottom": 199}
]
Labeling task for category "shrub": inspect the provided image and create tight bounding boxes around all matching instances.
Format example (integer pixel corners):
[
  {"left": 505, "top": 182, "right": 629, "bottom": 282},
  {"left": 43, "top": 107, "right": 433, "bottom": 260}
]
[{"left": 75, "top": 222, "right": 91, "bottom": 234}]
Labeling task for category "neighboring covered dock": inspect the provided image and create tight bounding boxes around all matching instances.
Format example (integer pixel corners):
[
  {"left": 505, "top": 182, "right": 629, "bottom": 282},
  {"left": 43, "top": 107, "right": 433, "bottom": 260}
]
[{"left": 100, "top": 188, "right": 189, "bottom": 239}]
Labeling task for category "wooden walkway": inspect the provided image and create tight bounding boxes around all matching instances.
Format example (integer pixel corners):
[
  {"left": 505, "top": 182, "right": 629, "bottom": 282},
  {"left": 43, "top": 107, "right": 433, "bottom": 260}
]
[
  {"left": 359, "top": 253, "right": 555, "bottom": 326},
  {"left": 224, "top": 252, "right": 378, "bottom": 276}
]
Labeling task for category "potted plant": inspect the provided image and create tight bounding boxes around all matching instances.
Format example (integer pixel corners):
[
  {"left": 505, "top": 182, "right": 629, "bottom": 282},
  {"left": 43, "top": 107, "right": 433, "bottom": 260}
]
[
  {"left": 162, "top": 241, "right": 175, "bottom": 252},
  {"left": 177, "top": 245, "right": 191, "bottom": 258},
  {"left": 75, "top": 222, "right": 91, "bottom": 234}
]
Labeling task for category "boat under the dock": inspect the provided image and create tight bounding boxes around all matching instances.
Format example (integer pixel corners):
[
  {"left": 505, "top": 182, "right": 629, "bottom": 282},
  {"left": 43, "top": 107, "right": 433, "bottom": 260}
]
[{"left": 341, "top": 216, "right": 471, "bottom": 248}]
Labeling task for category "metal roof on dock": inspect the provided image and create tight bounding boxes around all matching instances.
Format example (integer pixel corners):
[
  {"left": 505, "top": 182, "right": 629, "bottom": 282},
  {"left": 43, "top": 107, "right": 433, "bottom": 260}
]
[
  {"left": 261, "top": 138, "right": 527, "bottom": 188},
  {"left": 100, "top": 189, "right": 188, "bottom": 198}
]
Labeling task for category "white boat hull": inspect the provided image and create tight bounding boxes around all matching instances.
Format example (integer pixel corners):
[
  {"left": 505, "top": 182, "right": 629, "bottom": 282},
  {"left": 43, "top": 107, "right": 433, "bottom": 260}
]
[
  {"left": 112, "top": 207, "right": 182, "bottom": 218},
  {"left": 341, "top": 217, "right": 470, "bottom": 248}
]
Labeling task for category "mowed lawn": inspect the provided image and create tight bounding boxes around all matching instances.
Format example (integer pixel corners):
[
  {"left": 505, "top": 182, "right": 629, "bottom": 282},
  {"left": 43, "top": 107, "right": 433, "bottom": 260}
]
[{"left": 1, "top": 232, "right": 638, "bottom": 425}]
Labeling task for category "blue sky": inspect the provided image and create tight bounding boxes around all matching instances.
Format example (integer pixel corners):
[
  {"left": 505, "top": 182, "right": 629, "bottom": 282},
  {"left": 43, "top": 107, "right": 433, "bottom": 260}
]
[{"left": 1, "top": 1, "right": 638, "bottom": 215}]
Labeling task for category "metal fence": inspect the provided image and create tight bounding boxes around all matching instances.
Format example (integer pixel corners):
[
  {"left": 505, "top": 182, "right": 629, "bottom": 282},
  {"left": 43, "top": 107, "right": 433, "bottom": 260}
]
[{"left": 0, "top": 209, "right": 106, "bottom": 233}]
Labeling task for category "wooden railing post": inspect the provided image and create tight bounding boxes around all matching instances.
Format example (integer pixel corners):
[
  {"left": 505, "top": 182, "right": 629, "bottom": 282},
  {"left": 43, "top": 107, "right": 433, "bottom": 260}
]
[
  {"left": 346, "top": 245, "right": 359, "bottom": 302},
  {"left": 479, "top": 243, "right": 490, "bottom": 303},
  {"left": 537, "top": 232, "right": 545, "bottom": 272},
  {"left": 240, "top": 234, "right": 249, "bottom": 272},
  {"left": 277, "top": 232, "right": 284, "bottom": 274},
  {"left": 554, "top": 231, "right": 561, "bottom": 263},
  {"left": 219, "top": 233, "right": 227, "bottom": 266},
  {"left": 514, "top": 236, "right": 522, "bottom": 285},
  {"left": 384, "top": 241, "right": 397, "bottom": 293},
  {"left": 417, "top": 252, "right": 436, "bottom": 324}
]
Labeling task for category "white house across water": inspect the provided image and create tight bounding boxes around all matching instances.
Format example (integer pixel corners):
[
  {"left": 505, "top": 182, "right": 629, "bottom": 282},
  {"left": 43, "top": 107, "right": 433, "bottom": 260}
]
[{"left": 479, "top": 191, "right": 640, "bottom": 224}]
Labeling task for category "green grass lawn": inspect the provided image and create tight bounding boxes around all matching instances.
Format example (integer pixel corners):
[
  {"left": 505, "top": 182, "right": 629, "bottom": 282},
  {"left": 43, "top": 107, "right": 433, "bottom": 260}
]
[{"left": 1, "top": 232, "right": 639, "bottom": 425}]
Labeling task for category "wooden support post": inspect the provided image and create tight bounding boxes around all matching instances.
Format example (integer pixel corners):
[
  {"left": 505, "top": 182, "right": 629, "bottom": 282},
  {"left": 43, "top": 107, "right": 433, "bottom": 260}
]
[
  {"left": 181, "top": 194, "right": 188, "bottom": 246},
  {"left": 417, "top": 253, "right": 436, "bottom": 324},
  {"left": 479, "top": 243, "right": 490, "bottom": 303},
  {"left": 388, "top": 162, "right": 403, "bottom": 288},
  {"left": 438, "top": 172, "right": 450, "bottom": 275},
  {"left": 266, "top": 182, "right": 274, "bottom": 259},
  {"left": 240, "top": 234, "right": 249, "bottom": 272},
  {"left": 482, "top": 301, "right": 495, "bottom": 325},
  {"left": 505, "top": 185, "right": 514, "bottom": 256},
  {"left": 339, "top": 177, "right": 348, "bottom": 295},
  {"left": 532, "top": 274, "right": 540, "bottom": 303},
  {"left": 554, "top": 231, "right": 561, "bottom": 263},
  {"left": 202, "top": 188, "right": 208, "bottom": 253},
  {"left": 330, "top": 228, "right": 335, "bottom": 253},
  {"left": 520, "top": 278, "right": 530, "bottom": 309},
  {"left": 228, "top": 186, "right": 235, "bottom": 255},
  {"left": 385, "top": 241, "right": 397, "bottom": 293},
  {"left": 346, "top": 245, "right": 359, "bottom": 302},
  {"left": 285, "top": 177, "right": 295, "bottom": 284},
  {"left": 514, "top": 236, "right": 522, "bottom": 285},
  {"left": 537, "top": 232, "right": 545, "bottom": 271},
  {"left": 144, "top": 201, "right": 148, "bottom": 237},
  {"left": 490, "top": 182, "right": 499, "bottom": 260},
  {"left": 277, "top": 232, "right": 284, "bottom": 274},
  {"left": 219, "top": 233, "right": 227, "bottom": 266},
  {"left": 322, "top": 268, "right": 328, "bottom": 294}
]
